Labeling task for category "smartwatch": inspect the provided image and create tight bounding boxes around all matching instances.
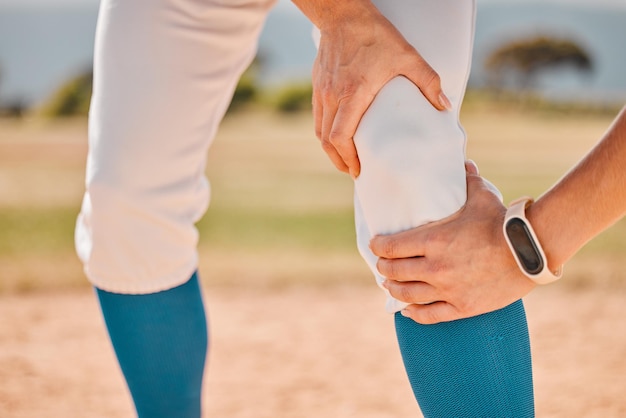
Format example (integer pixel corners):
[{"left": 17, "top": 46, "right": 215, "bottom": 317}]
[{"left": 503, "top": 197, "right": 563, "bottom": 284}]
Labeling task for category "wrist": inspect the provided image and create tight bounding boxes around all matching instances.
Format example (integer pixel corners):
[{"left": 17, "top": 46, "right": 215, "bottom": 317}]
[
  {"left": 295, "top": 0, "right": 379, "bottom": 31},
  {"left": 526, "top": 198, "right": 573, "bottom": 270}
]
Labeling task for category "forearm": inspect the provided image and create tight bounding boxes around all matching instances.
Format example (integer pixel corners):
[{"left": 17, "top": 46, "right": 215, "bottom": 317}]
[
  {"left": 291, "top": 0, "right": 380, "bottom": 29},
  {"left": 528, "top": 106, "right": 626, "bottom": 269}
]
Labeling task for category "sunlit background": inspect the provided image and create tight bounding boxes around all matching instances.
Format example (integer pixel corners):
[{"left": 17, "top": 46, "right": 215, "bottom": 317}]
[
  {"left": 1, "top": 0, "right": 626, "bottom": 112},
  {"left": 1, "top": 1, "right": 625, "bottom": 417}
]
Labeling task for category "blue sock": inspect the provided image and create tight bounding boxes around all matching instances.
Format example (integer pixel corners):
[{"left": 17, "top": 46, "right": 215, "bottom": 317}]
[
  {"left": 95, "top": 272, "right": 208, "bottom": 418},
  {"left": 395, "top": 299, "right": 534, "bottom": 417}
]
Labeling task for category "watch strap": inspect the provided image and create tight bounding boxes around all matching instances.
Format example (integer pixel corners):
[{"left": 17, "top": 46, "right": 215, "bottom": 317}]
[{"left": 503, "top": 197, "right": 563, "bottom": 284}]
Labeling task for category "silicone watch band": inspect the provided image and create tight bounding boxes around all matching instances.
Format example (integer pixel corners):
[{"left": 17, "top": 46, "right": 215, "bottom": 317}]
[{"left": 503, "top": 197, "right": 563, "bottom": 284}]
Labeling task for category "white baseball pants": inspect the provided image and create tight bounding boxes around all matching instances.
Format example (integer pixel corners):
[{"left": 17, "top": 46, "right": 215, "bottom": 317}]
[{"left": 76, "top": 0, "right": 476, "bottom": 313}]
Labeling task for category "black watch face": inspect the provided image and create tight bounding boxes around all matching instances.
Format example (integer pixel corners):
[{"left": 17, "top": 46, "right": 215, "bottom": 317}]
[{"left": 505, "top": 218, "right": 544, "bottom": 275}]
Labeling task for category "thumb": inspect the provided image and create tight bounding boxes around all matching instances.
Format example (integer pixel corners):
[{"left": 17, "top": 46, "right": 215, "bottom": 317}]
[
  {"left": 465, "top": 159, "right": 479, "bottom": 176},
  {"left": 404, "top": 56, "right": 451, "bottom": 111},
  {"left": 465, "top": 159, "right": 484, "bottom": 192},
  {"left": 401, "top": 302, "right": 460, "bottom": 325},
  {"left": 465, "top": 160, "right": 505, "bottom": 202}
]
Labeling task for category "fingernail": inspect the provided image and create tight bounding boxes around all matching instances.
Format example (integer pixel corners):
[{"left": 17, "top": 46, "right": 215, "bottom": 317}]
[
  {"left": 400, "top": 309, "right": 410, "bottom": 317},
  {"left": 466, "top": 159, "right": 479, "bottom": 175},
  {"left": 381, "top": 279, "right": 389, "bottom": 289},
  {"left": 438, "top": 92, "right": 452, "bottom": 111}
]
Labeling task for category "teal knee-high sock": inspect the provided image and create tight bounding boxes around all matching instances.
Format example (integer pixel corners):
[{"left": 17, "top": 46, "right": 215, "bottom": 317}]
[
  {"left": 395, "top": 299, "right": 534, "bottom": 417},
  {"left": 95, "top": 272, "right": 208, "bottom": 418}
]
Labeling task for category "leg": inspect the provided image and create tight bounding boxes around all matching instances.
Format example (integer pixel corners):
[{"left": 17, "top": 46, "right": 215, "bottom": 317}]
[
  {"left": 395, "top": 302, "right": 533, "bottom": 417},
  {"left": 76, "top": 0, "right": 274, "bottom": 415},
  {"left": 351, "top": 1, "right": 534, "bottom": 416},
  {"left": 96, "top": 272, "right": 208, "bottom": 418}
]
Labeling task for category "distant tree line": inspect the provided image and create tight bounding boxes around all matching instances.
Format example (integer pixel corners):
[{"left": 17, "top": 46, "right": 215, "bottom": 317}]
[
  {"left": 14, "top": 56, "right": 313, "bottom": 119},
  {"left": 0, "top": 35, "right": 596, "bottom": 119}
]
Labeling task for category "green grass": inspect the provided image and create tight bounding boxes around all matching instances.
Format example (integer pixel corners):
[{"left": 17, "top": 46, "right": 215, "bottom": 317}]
[
  {"left": 1, "top": 104, "right": 624, "bottom": 292},
  {"left": 0, "top": 205, "right": 356, "bottom": 255},
  {"left": 0, "top": 207, "right": 79, "bottom": 255},
  {"left": 197, "top": 207, "right": 356, "bottom": 251}
]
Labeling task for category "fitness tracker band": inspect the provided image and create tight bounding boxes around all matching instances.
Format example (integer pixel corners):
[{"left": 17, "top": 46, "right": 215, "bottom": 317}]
[{"left": 503, "top": 197, "right": 563, "bottom": 284}]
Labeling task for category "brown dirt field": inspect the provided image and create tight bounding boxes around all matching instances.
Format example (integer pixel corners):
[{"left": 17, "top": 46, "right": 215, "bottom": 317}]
[
  {"left": 1, "top": 111, "right": 624, "bottom": 417},
  {"left": 1, "top": 284, "right": 624, "bottom": 418}
]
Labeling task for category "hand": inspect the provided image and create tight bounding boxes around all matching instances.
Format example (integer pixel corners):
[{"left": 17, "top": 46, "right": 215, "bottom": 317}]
[
  {"left": 369, "top": 162, "right": 536, "bottom": 324},
  {"left": 312, "top": 6, "right": 450, "bottom": 178}
]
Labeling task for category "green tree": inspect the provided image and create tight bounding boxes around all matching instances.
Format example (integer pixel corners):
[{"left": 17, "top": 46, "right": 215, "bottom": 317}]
[
  {"left": 486, "top": 36, "right": 593, "bottom": 91},
  {"left": 226, "top": 55, "right": 265, "bottom": 114},
  {"left": 40, "top": 69, "right": 93, "bottom": 117},
  {"left": 274, "top": 82, "right": 312, "bottom": 113}
]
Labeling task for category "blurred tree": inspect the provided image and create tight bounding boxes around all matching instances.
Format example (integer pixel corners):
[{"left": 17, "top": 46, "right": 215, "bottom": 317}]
[
  {"left": 5, "top": 98, "right": 26, "bottom": 118},
  {"left": 0, "top": 64, "right": 25, "bottom": 118},
  {"left": 486, "top": 36, "right": 593, "bottom": 91},
  {"left": 40, "top": 69, "right": 93, "bottom": 118},
  {"left": 274, "top": 82, "right": 312, "bottom": 113},
  {"left": 226, "top": 55, "right": 264, "bottom": 114}
]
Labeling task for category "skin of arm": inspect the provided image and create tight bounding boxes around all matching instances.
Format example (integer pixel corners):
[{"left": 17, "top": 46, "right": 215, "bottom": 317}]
[
  {"left": 369, "top": 106, "right": 626, "bottom": 324},
  {"left": 291, "top": 0, "right": 451, "bottom": 178}
]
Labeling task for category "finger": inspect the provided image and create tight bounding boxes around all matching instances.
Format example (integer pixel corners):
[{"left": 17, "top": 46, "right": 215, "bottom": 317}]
[
  {"left": 321, "top": 140, "right": 349, "bottom": 173},
  {"left": 403, "top": 54, "right": 450, "bottom": 111},
  {"left": 312, "top": 88, "right": 323, "bottom": 140},
  {"left": 329, "top": 91, "right": 374, "bottom": 178},
  {"left": 383, "top": 279, "right": 438, "bottom": 305},
  {"left": 369, "top": 225, "right": 430, "bottom": 259},
  {"left": 377, "top": 256, "right": 430, "bottom": 282},
  {"left": 400, "top": 302, "right": 461, "bottom": 325},
  {"left": 320, "top": 98, "right": 349, "bottom": 174}
]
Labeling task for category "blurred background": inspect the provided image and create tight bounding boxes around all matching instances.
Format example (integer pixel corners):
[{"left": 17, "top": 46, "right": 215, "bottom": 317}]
[
  {"left": 1, "top": 0, "right": 626, "bottom": 114},
  {"left": 0, "top": 0, "right": 625, "bottom": 417},
  {"left": 1, "top": 0, "right": 625, "bottom": 289}
]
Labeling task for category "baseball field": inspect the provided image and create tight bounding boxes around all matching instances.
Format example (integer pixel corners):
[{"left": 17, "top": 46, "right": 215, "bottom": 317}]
[{"left": 1, "top": 104, "right": 624, "bottom": 417}]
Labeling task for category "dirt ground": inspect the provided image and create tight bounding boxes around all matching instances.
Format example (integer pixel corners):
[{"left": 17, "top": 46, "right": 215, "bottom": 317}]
[
  {"left": 1, "top": 283, "right": 624, "bottom": 418},
  {"left": 1, "top": 113, "right": 624, "bottom": 417}
]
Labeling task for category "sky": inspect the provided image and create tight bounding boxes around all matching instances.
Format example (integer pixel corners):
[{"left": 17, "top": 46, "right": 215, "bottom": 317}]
[{"left": 1, "top": 0, "right": 625, "bottom": 105}]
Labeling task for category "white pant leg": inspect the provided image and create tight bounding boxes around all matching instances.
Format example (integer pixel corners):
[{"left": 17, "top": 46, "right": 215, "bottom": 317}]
[
  {"left": 352, "top": 0, "right": 477, "bottom": 313},
  {"left": 75, "top": 0, "right": 275, "bottom": 293}
]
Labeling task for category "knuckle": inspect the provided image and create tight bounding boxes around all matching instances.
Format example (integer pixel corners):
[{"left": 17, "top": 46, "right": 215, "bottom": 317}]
[
  {"left": 456, "top": 301, "right": 471, "bottom": 317},
  {"left": 423, "top": 230, "right": 439, "bottom": 248},
  {"left": 423, "top": 69, "right": 441, "bottom": 88},
  {"left": 386, "top": 260, "right": 399, "bottom": 280},
  {"left": 320, "top": 88, "right": 333, "bottom": 102},
  {"left": 320, "top": 139, "right": 334, "bottom": 153},
  {"left": 425, "top": 259, "right": 445, "bottom": 276},
  {"left": 457, "top": 296, "right": 478, "bottom": 317},
  {"left": 327, "top": 130, "right": 346, "bottom": 146},
  {"left": 396, "top": 285, "right": 414, "bottom": 303},
  {"left": 337, "top": 81, "right": 358, "bottom": 100},
  {"left": 380, "top": 237, "right": 398, "bottom": 259}
]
